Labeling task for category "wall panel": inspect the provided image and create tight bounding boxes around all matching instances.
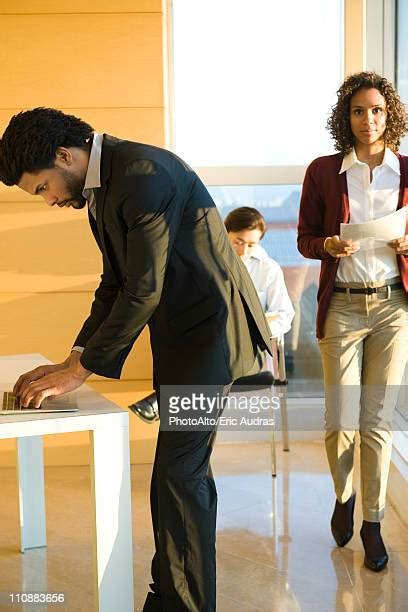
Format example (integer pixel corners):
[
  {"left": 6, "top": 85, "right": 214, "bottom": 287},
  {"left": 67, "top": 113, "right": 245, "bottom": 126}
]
[
  {"left": 0, "top": 14, "right": 163, "bottom": 108},
  {"left": 0, "top": 204, "right": 99, "bottom": 292},
  {"left": 0, "top": 1, "right": 165, "bottom": 464},
  {"left": 0, "top": 0, "right": 161, "bottom": 13},
  {"left": 0, "top": 293, "right": 153, "bottom": 380}
]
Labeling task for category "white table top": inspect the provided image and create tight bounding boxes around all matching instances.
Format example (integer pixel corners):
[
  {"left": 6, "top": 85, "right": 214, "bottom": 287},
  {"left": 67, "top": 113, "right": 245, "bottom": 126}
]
[{"left": 0, "top": 354, "right": 128, "bottom": 438}]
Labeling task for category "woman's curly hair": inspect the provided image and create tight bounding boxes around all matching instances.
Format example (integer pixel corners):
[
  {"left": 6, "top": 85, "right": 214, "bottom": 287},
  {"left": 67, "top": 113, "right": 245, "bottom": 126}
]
[{"left": 327, "top": 71, "right": 408, "bottom": 154}]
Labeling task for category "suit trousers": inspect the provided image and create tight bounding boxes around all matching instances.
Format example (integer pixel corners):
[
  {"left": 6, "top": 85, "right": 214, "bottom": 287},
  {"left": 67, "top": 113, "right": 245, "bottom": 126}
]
[
  {"left": 143, "top": 384, "right": 231, "bottom": 612},
  {"left": 318, "top": 285, "right": 408, "bottom": 522}
]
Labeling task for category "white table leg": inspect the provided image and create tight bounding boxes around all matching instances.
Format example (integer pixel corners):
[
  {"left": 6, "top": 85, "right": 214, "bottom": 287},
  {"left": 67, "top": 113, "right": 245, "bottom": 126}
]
[
  {"left": 22, "top": 548, "right": 48, "bottom": 612},
  {"left": 16, "top": 436, "right": 47, "bottom": 553},
  {"left": 89, "top": 422, "right": 134, "bottom": 612}
]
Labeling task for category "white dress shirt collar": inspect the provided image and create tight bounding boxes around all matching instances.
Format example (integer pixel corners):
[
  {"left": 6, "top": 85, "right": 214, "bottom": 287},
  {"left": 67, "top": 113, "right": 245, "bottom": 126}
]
[
  {"left": 339, "top": 147, "right": 400, "bottom": 176},
  {"left": 83, "top": 132, "right": 103, "bottom": 194},
  {"left": 243, "top": 244, "right": 269, "bottom": 263}
]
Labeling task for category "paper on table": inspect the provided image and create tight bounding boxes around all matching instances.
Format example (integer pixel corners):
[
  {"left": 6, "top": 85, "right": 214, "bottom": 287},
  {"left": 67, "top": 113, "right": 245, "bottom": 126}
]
[{"left": 340, "top": 207, "right": 407, "bottom": 252}]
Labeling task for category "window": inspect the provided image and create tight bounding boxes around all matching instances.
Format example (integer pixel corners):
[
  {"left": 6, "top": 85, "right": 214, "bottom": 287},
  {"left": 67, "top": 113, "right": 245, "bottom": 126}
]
[
  {"left": 172, "top": 0, "right": 344, "bottom": 167},
  {"left": 170, "top": 0, "right": 345, "bottom": 393}
]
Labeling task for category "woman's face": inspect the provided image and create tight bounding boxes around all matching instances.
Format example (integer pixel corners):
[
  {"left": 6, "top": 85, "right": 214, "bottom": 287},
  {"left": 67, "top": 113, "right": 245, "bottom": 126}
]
[
  {"left": 349, "top": 87, "right": 387, "bottom": 150},
  {"left": 228, "top": 228, "right": 263, "bottom": 258}
]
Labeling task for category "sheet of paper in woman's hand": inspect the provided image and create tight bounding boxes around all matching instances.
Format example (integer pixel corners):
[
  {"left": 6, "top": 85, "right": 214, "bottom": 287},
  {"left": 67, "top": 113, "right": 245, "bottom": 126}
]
[{"left": 340, "top": 206, "right": 407, "bottom": 242}]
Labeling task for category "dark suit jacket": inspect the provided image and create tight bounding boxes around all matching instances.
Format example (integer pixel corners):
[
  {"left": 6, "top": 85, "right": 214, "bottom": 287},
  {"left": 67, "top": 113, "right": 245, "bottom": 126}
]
[
  {"left": 297, "top": 152, "right": 408, "bottom": 339},
  {"left": 74, "top": 135, "right": 272, "bottom": 385}
]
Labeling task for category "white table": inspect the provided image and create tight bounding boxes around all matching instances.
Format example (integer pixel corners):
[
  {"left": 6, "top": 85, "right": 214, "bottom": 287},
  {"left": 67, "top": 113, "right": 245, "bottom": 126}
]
[{"left": 0, "top": 354, "right": 134, "bottom": 612}]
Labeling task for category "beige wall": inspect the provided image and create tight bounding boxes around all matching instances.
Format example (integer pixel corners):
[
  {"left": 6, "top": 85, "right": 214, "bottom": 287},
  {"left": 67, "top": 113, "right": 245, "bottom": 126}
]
[{"left": 0, "top": 0, "right": 166, "bottom": 464}]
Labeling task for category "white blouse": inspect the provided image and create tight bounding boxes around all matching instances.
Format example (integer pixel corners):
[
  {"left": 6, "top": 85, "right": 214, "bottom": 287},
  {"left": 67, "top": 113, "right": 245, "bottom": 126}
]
[{"left": 336, "top": 147, "right": 401, "bottom": 283}]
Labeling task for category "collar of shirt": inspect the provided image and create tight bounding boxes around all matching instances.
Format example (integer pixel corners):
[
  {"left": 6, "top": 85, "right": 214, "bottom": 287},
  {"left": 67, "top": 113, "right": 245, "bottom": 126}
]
[
  {"left": 82, "top": 132, "right": 103, "bottom": 199},
  {"left": 243, "top": 244, "right": 269, "bottom": 263},
  {"left": 339, "top": 147, "right": 400, "bottom": 175}
]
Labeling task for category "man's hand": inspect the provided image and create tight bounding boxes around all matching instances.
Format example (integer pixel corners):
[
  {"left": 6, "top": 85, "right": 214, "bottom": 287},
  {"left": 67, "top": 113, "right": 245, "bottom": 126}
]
[
  {"left": 324, "top": 235, "right": 360, "bottom": 258},
  {"left": 389, "top": 235, "right": 408, "bottom": 255},
  {"left": 13, "top": 359, "right": 69, "bottom": 398},
  {"left": 13, "top": 351, "right": 82, "bottom": 397},
  {"left": 15, "top": 356, "right": 91, "bottom": 408}
]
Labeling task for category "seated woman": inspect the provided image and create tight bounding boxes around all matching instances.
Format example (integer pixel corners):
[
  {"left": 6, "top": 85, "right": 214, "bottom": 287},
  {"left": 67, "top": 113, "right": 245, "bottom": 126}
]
[{"left": 131, "top": 206, "right": 294, "bottom": 420}]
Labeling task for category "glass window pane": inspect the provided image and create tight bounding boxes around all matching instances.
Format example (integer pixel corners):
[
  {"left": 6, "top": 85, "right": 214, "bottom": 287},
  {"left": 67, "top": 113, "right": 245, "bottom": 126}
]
[
  {"left": 172, "top": 0, "right": 344, "bottom": 166},
  {"left": 396, "top": 0, "right": 408, "bottom": 154},
  {"left": 208, "top": 184, "right": 324, "bottom": 395}
]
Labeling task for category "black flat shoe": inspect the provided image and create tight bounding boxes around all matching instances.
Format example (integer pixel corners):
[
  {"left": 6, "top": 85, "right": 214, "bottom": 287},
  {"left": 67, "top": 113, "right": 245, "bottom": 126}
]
[
  {"left": 360, "top": 521, "right": 388, "bottom": 572},
  {"left": 331, "top": 492, "right": 356, "bottom": 547}
]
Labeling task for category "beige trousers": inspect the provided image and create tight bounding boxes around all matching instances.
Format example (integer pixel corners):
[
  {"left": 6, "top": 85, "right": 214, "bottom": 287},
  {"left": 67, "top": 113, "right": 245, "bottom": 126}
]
[{"left": 318, "top": 284, "right": 408, "bottom": 522}]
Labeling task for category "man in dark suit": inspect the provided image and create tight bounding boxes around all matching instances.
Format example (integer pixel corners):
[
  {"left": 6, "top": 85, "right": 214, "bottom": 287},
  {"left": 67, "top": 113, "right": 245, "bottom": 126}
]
[{"left": 0, "top": 108, "right": 271, "bottom": 611}]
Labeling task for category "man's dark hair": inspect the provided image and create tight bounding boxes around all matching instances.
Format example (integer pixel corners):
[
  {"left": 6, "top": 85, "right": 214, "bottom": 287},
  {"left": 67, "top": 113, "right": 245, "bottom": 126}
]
[
  {"left": 0, "top": 107, "right": 94, "bottom": 186},
  {"left": 327, "top": 71, "right": 408, "bottom": 154},
  {"left": 224, "top": 206, "right": 267, "bottom": 239}
]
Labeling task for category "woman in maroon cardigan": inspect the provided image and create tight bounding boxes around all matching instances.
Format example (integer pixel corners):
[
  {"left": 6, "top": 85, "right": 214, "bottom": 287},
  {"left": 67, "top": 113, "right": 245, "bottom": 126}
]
[{"left": 298, "top": 72, "right": 408, "bottom": 572}]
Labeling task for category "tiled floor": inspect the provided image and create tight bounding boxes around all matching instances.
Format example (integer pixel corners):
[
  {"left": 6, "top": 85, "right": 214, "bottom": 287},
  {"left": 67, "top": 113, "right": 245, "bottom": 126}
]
[{"left": 0, "top": 440, "right": 407, "bottom": 611}]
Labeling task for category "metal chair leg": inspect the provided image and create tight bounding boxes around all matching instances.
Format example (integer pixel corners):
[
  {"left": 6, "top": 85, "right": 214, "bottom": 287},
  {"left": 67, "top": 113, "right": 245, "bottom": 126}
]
[
  {"left": 268, "top": 335, "right": 291, "bottom": 476},
  {"left": 270, "top": 426, "right": 277, "bottom": 477}
]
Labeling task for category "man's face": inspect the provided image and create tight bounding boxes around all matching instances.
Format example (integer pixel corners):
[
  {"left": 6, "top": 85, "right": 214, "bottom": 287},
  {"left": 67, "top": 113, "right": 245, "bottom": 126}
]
[
  {"left": 227, "top": 228, "right": 263, "bottom": 259},
  {"left": 18, "top": 148, "right": 88, "bottom": 209}
]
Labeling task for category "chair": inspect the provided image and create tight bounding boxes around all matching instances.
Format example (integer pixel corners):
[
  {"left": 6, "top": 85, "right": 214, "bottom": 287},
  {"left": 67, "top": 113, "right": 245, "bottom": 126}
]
[
  {"left": 230, "top": 335, "right": 290, "bottom": 477},
  {"left": 268, "top": 335, "right": 290, "bottom": 476}
]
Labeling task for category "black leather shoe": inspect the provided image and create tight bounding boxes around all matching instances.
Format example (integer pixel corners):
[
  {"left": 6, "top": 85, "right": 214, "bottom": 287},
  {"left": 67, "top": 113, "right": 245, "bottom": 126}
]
[
  {"left": 331, "top": 492, "right": 356, "bottom": 547},
  {"left": 129, "top": 392, "right": 159, "bottom": 423},
  {"left": 360, "top": 521, "right": 388, "bottom": 572}
]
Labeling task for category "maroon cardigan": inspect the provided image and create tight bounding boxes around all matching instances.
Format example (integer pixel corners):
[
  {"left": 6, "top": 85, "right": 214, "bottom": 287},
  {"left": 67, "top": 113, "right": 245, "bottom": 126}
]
[{"left": 297, "top": 152, "right": 408, "bottom": 339}]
